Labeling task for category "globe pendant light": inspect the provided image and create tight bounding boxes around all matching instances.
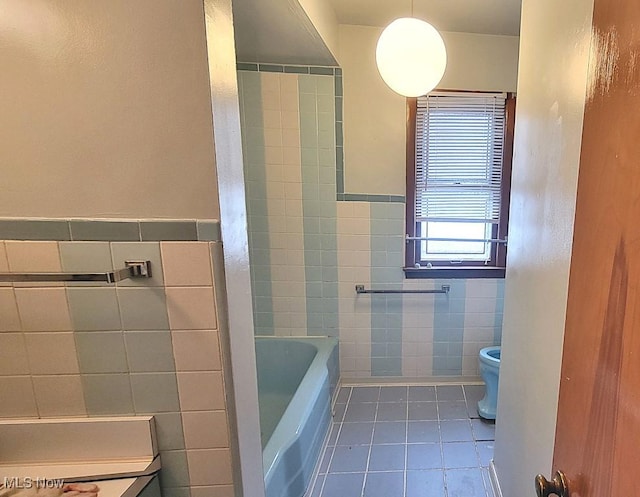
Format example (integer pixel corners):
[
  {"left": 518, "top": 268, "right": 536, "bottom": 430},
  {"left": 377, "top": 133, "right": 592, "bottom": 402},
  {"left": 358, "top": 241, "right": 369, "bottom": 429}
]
[{"left": 376, "top": 6, "right": 447, "bottom": 97}]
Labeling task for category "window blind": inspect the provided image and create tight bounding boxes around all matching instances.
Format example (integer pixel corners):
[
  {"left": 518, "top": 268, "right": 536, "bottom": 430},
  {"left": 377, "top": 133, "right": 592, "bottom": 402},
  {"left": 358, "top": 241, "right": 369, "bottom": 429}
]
[{"left": 415, "top": 92, "right": 507, "bottom": 226}]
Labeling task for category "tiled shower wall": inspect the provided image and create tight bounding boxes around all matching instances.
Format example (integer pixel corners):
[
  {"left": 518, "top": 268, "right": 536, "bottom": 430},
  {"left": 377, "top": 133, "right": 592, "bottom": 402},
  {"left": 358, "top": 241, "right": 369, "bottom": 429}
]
[
  {"left": 239, "top": 67, "right": 340, "bottom": 338},
  {"left": 237, "top": 66, "right": 504, "bottom": 380},
  {"left": 0, "top": 222, "right": 234, "bottom": 497}
]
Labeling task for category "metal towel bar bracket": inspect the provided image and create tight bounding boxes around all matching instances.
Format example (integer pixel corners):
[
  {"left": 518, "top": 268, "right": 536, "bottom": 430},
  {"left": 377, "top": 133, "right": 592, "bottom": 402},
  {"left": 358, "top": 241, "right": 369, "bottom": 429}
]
[
  {"left": 0, "top": 260, "right": 152, "bottom": 284},
  {"left": 355, "top": 284, "right": 450, "bottom": 295}
]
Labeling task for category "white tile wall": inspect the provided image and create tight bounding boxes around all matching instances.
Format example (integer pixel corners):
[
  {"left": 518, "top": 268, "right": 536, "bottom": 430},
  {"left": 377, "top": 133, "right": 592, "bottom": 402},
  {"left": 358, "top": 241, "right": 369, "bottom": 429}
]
[
  {"left": 259, "top": 72, "right": 308, "bottom": 336},
  {"left": 338, "top": 202, "right": 372, "bottom": 378}
]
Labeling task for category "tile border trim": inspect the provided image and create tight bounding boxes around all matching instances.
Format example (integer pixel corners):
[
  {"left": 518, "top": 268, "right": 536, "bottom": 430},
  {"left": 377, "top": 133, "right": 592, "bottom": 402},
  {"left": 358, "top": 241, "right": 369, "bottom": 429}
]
[
  {"left": 236, "top": 63, "right": 341, "bottom": 76},
  {"left": 0, "top": 218, "right": 221, "bottom": 242}
]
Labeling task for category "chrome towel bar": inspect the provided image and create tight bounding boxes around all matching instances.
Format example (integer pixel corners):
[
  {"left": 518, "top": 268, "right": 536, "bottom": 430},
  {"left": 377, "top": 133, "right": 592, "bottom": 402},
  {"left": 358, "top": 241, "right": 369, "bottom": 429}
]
[
  {"left": 0, "top": 260, "right": 152, "bottom": 284},
  {"left": 405, "top": 235, "right": 508, "bottom": 244},
  {"left": 355, "top": 284, "right": 450, "bottom": 295}
]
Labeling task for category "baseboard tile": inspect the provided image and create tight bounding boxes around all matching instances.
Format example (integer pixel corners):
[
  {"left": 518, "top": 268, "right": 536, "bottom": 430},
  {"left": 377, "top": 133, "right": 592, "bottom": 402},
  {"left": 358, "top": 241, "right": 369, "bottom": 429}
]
[
  {"left": 489, "top": 460, "right": 503, "bottom": 497},
  {"left": 340, "top": 376, "right": 483, "bottom": 386}
]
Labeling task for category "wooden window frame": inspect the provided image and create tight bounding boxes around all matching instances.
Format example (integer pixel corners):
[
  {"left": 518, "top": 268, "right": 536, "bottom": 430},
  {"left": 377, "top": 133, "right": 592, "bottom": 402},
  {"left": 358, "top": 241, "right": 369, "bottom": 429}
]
[{"left": 404, "top": 92, "right": 516, "bottom": 279}]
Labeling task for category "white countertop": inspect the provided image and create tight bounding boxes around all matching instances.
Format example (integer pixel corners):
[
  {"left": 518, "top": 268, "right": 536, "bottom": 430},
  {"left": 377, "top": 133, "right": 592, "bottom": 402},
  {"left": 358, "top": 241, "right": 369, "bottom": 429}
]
[
  {"left": 0, "top": 459, "right": 156, "bottom": 482},
  {"left": 0, "top": 417, "right": 159, "bottom": 497},
  {"left": 87, "top": 478, "right": 137, "bottom": 497}
]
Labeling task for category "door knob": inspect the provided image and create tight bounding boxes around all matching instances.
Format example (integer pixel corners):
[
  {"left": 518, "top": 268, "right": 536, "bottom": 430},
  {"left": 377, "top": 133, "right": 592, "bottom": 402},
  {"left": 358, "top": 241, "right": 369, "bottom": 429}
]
[{"left": 535, "top": 470, "right": 569, "bottom": 497}]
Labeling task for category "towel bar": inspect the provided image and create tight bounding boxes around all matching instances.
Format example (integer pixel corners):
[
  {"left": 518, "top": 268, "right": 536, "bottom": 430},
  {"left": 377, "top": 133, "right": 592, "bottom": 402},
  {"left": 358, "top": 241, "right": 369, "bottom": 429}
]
[
  {"left": 0, "top": 260, "right": 151, "bottom": 284},
  {"left": 355, "top": 284, "right": 450, "bottom": 294}
]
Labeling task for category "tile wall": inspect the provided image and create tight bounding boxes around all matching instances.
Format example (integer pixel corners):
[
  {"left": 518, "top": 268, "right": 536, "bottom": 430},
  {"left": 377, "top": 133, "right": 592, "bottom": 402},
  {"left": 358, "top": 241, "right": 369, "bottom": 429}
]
[
  {"left": 238, "top": 66, "right": 504, "bottom": 381},
  {"left": 0, "top": 224, "right": 234, "bottom": 497},
  {"left": 239, "top": 67, "right": 340, "bottom": 337}
]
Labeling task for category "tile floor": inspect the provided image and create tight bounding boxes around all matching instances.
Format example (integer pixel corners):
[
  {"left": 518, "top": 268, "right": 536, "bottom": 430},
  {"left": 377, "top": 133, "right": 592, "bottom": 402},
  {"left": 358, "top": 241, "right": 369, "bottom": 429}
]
[{"left": 307, "top": 384, "right": 495, "bottom": 497}]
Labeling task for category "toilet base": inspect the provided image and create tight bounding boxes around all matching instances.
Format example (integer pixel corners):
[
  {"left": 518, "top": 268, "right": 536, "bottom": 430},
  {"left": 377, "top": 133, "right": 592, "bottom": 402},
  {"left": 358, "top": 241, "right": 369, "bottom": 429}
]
[{"left": 477, "top": 397, "right": 496, "bottom": 420}]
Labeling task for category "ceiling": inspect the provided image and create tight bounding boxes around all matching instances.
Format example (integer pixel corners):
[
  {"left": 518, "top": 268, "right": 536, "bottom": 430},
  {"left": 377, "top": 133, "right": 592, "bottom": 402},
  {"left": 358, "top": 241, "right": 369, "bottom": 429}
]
[
  {"left": 328, "top": 0, "right": 521, "bottom": 37},
  {"left": 232, "top": 0, "right": 521, "bottom": 66},
  {"left": 232, "top": 0, "right": 336, "bottom": 65}
]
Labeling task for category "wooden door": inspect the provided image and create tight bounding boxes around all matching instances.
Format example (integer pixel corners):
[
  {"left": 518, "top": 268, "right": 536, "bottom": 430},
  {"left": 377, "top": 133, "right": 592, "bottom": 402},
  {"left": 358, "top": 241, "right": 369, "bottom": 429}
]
[{"left": 551, "top": 1, "right": 640, "bottom": 496}]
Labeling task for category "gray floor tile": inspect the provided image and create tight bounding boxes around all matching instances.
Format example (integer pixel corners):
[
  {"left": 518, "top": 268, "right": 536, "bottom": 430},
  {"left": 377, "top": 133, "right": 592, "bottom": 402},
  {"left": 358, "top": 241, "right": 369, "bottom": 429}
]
[
  {"left": 438, "top": 401, "right": 469, "bottom": 420},
  {"left": 445, "top": 468, "right": 486, "bottom": 497},
  {"left": 333, "top": 403, "right": 347, "bottom": 422},
  {"left": 376, "top": 402, "right": 407, "bottom": 421},
  {"left": 373, "top": 421, "right": 406, "bottom": 444},
  {"left": 465, "top": 385, "right": 485, "bottom": 419},
  {"left": 363, "top": 471, "right": 404, "bottom": 497},
  {"left": 344, "top": 402, "right": 377, "bottom": 422},
  {"left": 337, "top": 422, "right": 374, "bottom": 446},
  {"left": 463, "top": 384, "right": 485, "bottom": 403},
  {"left": 476, "top": 441, "right": 494, "bottom": 467},
  {"left": 440, "top": 420, "right": 473, "bottom": 442},
  {"left": 322, "top": 473, "right": 365, "bottom": 497},
  {"left": 327, "top": 424, "right": 340, "bottom": 446},
  {"left": 436, "top": 385, "right": 465, "bottom": 401},
  {"left": 471, "top": 419, "right": 495, "bottom": 441},
  {"left": 408, "top": 402, "right": 438, "bottom": 421},
  {"left": 406, "top": 470, "right": 445, "bottom": 497},
  {"left": 309, "top": 474, "right": 324, "bottom": 497},
  {"left": 329, "top": 445, "right": 370, "bottom": 473},
  {"left": 319, "top": 446, "right": 333, "bottom": 474},
  {"left": 442, "top": 442, "right": 479, "bottom": 469},
  {"left": 408, "top": 421, "right": 440, "bottom": 443},
  {"left": 368, "top": 444, "right": 405, "bottom": 471},
  {"left": 407, "top": 443, "right": 443, "bottom": 470},
  {"left": 378, "top": 386, "right": 408, "bottom": 402},
  {"left": 350, "top": 386, "right": 380, "bottom": 403},
  {"left": 408, "top": 385, "right": 436, "bottom": 402},
  {"left": 467, "top": 401, "right": 481, "bottom": 419},
  {"left": 336, "top": 387, "right": 351, "bottom": 403},
  {"left": 317, "top": 383, "right": 494, "bottom": 497}
]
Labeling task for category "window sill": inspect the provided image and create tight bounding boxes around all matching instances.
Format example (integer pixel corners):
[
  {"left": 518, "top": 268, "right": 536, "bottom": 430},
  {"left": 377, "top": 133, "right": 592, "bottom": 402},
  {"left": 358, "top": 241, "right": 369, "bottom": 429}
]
[{"left": 403, "top": 266, "right": 506, "bottom": 279}]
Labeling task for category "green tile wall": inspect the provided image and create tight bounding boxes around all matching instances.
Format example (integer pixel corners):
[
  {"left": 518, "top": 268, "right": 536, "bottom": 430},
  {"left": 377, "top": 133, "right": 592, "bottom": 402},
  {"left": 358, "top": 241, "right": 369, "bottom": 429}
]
[
  {"left": 238, "top": 69, "right": 341, "bottom": 338},
  {"left": 238, "top": 71, "right": 274, "bottom": 336},
  {"left": 370, "top": 203, "right": 405, "bottom": 376},
  {"left": 433, "top": 281, "right": 466, "bottom": 375},
  {"left": 299, "top": 74, "right": 339, "bottom": 337},
  {"left": 0, "top": 238, "right": 232, "bottom": 495}
]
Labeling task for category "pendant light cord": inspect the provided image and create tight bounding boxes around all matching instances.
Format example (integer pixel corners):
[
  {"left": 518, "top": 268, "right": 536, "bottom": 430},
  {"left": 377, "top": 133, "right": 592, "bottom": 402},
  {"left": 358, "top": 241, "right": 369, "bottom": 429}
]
[{"left": 411, "top": 0, "right": 414, "bottom": 18}]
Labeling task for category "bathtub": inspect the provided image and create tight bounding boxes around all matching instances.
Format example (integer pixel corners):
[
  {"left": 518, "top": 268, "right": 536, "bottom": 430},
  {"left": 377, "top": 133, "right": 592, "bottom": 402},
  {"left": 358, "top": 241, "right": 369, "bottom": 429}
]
[{"left": 255, "top": 336, "right": 339, "bottom": 497}]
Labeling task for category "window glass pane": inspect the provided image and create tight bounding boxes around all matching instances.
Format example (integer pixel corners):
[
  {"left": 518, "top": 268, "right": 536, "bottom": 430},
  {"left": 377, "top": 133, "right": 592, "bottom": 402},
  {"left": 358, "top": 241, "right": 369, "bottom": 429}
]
[{"left": 420, "top": 221, "right": 491, "bottom": 261}]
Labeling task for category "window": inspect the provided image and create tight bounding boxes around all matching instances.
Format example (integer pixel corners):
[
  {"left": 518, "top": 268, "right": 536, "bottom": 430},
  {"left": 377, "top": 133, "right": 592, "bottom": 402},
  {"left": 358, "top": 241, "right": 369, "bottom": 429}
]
[{"left": 405, "top": 91, "right": 516, "bottom": 278}]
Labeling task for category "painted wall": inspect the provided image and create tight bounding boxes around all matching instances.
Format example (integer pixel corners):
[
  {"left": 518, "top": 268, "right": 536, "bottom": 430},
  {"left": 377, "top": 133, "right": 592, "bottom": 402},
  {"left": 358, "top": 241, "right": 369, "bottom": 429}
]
[
  {"left": 493, "top": 0, "right": 595, "bottom": 495},
  {"left": 0, "top": 232, "right": 234, "bottom": 496},
  {"left": 238, "top": 67, "right": 504, "bottom": 379},
  {"left": 298, "top": 0, "right": 339, "bottom": 60},
  {"left": 0, "top": 0, "right": 219, "bottom": 220},
  {"left": 337, "top": 25, "right": 519, "bottom": 196}
]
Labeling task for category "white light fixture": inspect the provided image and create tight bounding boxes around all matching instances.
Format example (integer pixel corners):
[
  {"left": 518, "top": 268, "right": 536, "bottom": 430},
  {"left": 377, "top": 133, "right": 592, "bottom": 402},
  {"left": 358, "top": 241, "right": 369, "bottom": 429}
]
[{"left": 376, "top": 16, "right": 447, "bottom": 97}]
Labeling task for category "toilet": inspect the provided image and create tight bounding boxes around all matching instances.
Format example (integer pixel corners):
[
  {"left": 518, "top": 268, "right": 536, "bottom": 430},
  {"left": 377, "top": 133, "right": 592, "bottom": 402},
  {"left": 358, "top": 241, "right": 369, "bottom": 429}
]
[{"left": 478, "top": 346, "right": 501, "bottom": 420}]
